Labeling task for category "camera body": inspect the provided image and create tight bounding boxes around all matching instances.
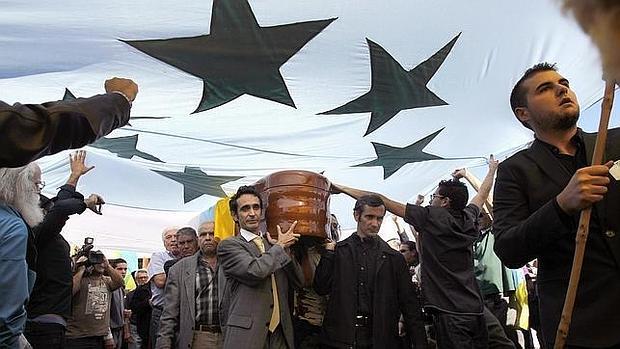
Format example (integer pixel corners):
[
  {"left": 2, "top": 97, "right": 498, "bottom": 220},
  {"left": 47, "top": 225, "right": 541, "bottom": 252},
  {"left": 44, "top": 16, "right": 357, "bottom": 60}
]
[{"left": 74, "top": 237, "right": 104, "bottom": 266}]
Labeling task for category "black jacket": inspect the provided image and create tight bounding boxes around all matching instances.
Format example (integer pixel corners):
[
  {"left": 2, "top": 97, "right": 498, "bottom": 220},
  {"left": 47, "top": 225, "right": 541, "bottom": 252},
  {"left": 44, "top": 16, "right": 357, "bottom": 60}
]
[
  {"left": 314, "top": 233, "right": 427, "bottom": 349},
  {"left": 126, "top": 283, "right": 152, "bottom": 342},
  {"left": 0, "top": 93, "right": 130, "bottom": 168},
  {"left": 27, "top": 185, "right": 87, "bottom": 319},
  {"left": 493, "top": 129, "right": 620, "bottom": 347}
]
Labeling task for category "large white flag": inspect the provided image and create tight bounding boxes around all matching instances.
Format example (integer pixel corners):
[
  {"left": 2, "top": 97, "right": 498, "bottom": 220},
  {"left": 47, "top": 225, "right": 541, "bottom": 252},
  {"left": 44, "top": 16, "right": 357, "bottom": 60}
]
[{"left": 1, "top": 0, "right": 617, "bottom": 251}]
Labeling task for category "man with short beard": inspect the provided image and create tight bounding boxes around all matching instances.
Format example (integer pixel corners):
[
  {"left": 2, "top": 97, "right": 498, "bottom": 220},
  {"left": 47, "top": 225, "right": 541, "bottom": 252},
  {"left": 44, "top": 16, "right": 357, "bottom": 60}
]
[
  {"left": 0, "top": 162, "right": 45, "bottom": 347},
  {"left": 158, "top": 221, "right": 221, "bottom": 349},
  {"left": 493, "top": 63, "right": 620, "bottom": 348}
]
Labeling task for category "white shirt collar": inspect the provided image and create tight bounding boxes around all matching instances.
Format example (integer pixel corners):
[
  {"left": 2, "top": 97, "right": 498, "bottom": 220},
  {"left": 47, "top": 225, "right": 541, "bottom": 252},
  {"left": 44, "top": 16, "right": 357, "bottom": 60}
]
[{"left": 240, "top": 228, "right": 261, "bottom": 242}]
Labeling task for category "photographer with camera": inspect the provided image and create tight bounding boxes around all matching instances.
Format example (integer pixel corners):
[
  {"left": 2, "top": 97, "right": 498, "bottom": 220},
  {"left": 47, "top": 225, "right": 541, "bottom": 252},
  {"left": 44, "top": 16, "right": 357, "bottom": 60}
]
[
  {"left": 24, "top": 151, "right": 105, "bottom": 349},
  {"left": 66, "top": 249, "right": 124, "bottom": 349}
]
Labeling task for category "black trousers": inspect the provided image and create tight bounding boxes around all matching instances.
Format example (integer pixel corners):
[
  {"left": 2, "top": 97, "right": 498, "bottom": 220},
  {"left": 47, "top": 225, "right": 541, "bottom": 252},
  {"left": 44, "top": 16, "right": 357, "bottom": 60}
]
[
  {"left": 66, "top": 336, "right": 104, "bottom": 349},
  {"left": 483, "top": 307, "right": 515, "bottom": 349},
  {"left": 293, "top": 318, "right": 322, "bottom": 349},
  {"left": 353, "top": 326, "right": 372, "bottom": 349},
  {"left": 484, "top": 294, "right": 519, "bottom": 348},
  {"left": 24, "top": 321, "right": 66, "bottom": 349},
  {"left": 321, "top": 326, "right": 373, "bottom": 349},
  {"left": 432, "top": 311, "right": 488, "bottom": 349}
]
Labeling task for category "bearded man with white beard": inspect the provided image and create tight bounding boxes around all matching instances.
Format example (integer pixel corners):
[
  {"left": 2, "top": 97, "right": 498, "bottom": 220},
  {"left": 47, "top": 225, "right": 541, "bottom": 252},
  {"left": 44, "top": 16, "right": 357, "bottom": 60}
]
[{"left": 0, "top": 162, "right": 46, "bottom": 348}]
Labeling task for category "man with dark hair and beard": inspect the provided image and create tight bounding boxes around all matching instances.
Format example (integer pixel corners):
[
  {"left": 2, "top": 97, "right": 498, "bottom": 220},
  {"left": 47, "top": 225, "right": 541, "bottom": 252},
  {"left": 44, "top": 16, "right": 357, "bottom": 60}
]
[
  {"left": 0, "top": 162, "right": 45, "bottom": 347},
  {"left": 493, "top": 63, "right": 620, "bottom": 348}
]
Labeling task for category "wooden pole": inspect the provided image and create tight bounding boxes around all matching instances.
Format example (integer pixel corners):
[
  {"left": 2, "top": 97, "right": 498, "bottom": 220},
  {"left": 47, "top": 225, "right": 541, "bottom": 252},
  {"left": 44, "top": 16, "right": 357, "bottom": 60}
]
[{"left": 554, "top": 80, "right": 616, "bottom": 348}]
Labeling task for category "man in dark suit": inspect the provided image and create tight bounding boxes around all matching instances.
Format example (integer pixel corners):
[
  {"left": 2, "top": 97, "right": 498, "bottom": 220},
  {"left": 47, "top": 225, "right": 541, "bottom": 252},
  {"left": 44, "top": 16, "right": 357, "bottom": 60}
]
[
  {"left": 217, "top": 186, "right": 304, "bottom": 349},
  {"left": 493, "top": 62, "right": 620, "bottom": 348},
  {"left": 0, "top": 77, "right": 137, "bottom": 168},
  {"left": 314, "top": 194, "right": 428, "bottom": 349}
]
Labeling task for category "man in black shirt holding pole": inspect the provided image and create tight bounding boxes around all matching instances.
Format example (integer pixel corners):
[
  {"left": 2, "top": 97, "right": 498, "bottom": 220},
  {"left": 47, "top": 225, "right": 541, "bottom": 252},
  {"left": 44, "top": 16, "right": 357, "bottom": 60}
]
[{"left": 493, "top": 62, "right": 620, "bottom": 348}]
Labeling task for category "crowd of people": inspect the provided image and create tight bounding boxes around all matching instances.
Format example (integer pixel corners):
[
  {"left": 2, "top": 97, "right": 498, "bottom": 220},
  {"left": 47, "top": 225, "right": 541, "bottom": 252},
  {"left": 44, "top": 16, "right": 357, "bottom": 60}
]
[{"left": 0, "top": 59, "right": 619, "bottom": 349}]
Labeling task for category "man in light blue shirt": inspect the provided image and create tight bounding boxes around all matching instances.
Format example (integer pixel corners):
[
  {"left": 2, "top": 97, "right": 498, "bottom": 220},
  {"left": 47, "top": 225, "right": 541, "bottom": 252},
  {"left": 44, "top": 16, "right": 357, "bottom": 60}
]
[
  {"left": 147, "top": 227, "right": 179, "bottom": 348},
  {"left": 0, "top": 163, "right": 45, "bottom": 347}
]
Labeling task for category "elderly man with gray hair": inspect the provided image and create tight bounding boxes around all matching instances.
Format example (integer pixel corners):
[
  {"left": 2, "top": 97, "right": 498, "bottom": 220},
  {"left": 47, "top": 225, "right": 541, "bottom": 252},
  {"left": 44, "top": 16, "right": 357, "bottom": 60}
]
[
  {"left": 147, "top": 227, "right": 180, "bottom": 348},
  {"left": 0, "top": 162, "right": 46, "bottom": 348},
  {"left": 158, "top": 221, "right": 220, "bottom": 349}
]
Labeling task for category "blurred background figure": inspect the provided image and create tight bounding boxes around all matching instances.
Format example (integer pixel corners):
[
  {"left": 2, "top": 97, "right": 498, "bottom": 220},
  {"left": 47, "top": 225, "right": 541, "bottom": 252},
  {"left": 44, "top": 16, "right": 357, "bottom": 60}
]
[
  {"left": 146, "top": 227, "right": 179, "bottom": 348},
  {"left": 126, "top": 269, "right": 151, "bottom": 349},
  {"left": 563, "top": 0, "right": 620, "bottom": 81},
  {"left": 109, "top": 258, "right": 129, "bottom": 349}
]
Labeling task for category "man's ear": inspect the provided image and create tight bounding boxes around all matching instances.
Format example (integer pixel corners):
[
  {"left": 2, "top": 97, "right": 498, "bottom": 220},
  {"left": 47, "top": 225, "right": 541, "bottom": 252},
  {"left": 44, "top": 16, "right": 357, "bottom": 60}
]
[
  {"left": 515, "top": 107, "right": 530, "bottom": 127},
  {"left": 231, "top": 213, "right": 239, "bottom": 223},
  {"left": 353, "top": 211, "right": 361, "bottom": 223}
]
